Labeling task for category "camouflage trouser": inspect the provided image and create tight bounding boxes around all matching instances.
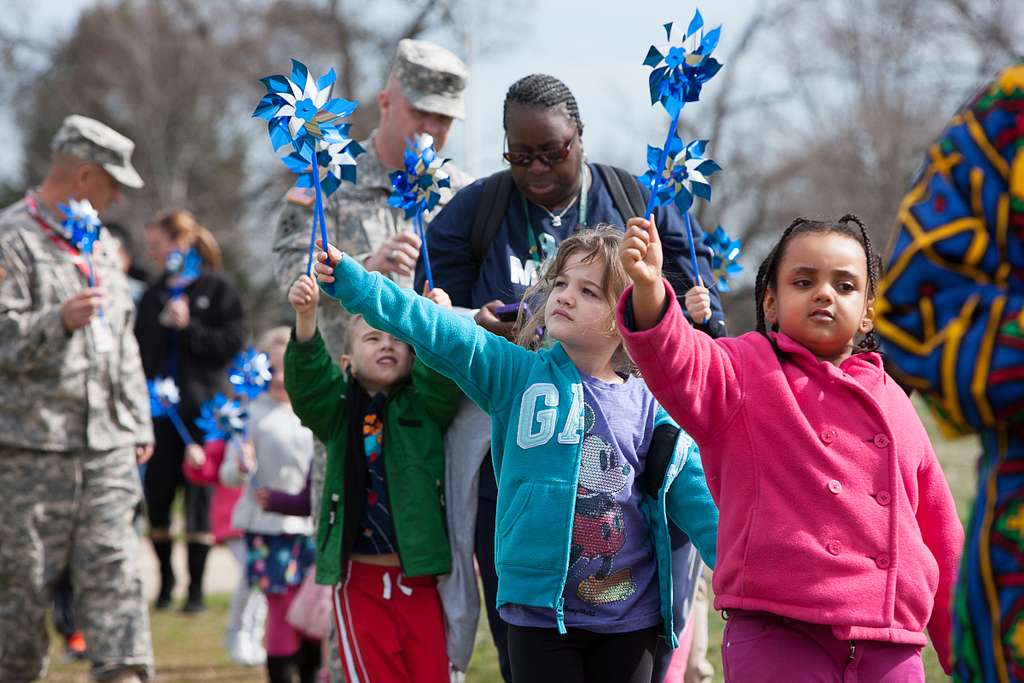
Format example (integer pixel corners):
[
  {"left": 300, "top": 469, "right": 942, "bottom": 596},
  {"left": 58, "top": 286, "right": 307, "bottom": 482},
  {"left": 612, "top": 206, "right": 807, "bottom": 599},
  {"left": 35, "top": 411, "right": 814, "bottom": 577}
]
[{"left": 0, "top": 446, "right": 154, "bottom": 682}]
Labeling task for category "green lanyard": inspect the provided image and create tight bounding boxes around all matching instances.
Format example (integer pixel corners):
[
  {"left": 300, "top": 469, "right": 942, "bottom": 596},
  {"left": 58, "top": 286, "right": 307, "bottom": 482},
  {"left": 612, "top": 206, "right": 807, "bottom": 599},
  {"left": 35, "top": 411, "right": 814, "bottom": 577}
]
[{"left": 522, "top": 158, "right": 590, "bottom": 266}]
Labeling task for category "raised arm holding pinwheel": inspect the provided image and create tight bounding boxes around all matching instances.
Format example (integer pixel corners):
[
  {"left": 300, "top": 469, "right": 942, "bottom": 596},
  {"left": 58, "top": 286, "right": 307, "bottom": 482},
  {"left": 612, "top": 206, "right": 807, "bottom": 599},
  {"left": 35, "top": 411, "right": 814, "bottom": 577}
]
[
  {"left": 639, "top": 9, "right": 739, "bottom": 325},
  {"left": 254, "top": 59, "right": 363, "bottom": 275}
]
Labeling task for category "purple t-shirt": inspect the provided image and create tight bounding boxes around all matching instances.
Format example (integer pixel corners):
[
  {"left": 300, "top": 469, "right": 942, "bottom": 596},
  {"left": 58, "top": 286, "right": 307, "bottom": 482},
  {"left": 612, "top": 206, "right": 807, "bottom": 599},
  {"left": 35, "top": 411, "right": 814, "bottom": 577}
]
[{"left": 500, "top": 373, "right": 661, "bottom": 633}]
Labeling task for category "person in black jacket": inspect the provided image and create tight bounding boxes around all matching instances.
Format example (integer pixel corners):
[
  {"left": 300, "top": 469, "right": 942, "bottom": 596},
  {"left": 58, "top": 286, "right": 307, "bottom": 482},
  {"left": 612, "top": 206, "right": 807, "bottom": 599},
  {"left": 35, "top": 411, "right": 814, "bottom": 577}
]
[{"left": 137, "top": 209, "right": 244, "bottom": 612}]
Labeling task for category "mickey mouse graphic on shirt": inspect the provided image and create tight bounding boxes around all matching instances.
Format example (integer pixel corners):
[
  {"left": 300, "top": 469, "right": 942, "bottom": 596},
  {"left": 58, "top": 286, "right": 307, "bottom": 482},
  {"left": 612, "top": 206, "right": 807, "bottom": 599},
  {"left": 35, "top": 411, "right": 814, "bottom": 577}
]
[{"left": 568, "top": 403, "right": 637, "bottom": 605}]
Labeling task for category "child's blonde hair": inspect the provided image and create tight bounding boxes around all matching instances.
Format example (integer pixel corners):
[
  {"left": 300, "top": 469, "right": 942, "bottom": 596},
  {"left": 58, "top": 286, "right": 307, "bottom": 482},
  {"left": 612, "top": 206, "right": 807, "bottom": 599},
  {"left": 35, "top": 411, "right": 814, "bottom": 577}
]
[
  {"left": 257, "top": 326, "right": 291, "bottom": 355},
  {"left": 513, "top": 226, "right": 632, "bottom": 368}
]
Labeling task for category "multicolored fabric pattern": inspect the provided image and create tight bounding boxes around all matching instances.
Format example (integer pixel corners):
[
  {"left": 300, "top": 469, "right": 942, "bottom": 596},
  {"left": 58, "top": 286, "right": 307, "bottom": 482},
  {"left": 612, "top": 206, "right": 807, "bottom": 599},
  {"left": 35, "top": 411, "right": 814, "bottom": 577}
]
[
  {"left": 245, "top": 532, "right": 315, "bottom": 595},
  {"left": 352, "top": 393, "right": 398, "bottom": 555},
  {"left": 876, "top": 63, "right": 1024, "bottom": 682}
]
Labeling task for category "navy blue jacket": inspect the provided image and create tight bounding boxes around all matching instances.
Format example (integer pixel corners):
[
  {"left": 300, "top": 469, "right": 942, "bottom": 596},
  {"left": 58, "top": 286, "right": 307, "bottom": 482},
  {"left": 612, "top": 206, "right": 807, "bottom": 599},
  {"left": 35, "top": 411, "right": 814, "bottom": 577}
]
[{"left": 415, "top": 162, "right": 727, "bottom": 336}]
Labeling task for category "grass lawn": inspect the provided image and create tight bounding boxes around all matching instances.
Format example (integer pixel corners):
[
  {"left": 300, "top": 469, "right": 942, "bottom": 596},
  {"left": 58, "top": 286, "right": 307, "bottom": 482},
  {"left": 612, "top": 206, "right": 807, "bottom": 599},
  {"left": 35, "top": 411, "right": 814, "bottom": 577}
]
[{"left": 50, "top": 398, "right": 976, "bottom": 681}]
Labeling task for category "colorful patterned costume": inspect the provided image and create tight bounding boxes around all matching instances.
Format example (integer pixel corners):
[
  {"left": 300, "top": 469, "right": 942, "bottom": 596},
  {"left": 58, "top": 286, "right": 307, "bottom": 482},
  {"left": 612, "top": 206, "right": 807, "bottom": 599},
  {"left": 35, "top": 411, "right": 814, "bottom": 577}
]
[{"left": 876, "top": 63, "right": 1024, "bottom": 682}]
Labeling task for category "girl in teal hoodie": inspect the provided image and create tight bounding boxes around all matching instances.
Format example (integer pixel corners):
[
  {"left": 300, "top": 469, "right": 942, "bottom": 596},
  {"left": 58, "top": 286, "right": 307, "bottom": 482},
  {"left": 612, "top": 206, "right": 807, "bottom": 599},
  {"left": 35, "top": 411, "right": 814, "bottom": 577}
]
[{"left": 308, "top": 227, "right": 718, "bottom": 683}]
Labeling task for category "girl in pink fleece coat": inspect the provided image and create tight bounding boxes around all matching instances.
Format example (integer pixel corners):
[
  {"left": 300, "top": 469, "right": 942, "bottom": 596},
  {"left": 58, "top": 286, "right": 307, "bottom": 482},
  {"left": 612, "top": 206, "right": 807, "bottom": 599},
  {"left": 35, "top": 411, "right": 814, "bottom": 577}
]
[{"left": 616, "top": 215, "right": 963, "bottom": 681}]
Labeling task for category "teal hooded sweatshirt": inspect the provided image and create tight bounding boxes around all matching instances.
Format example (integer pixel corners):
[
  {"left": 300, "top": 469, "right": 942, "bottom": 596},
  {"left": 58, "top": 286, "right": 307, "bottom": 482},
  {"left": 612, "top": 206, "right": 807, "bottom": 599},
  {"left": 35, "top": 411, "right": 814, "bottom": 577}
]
[{"left": 320, "top": 253, "right": 718, "bottom": 643}]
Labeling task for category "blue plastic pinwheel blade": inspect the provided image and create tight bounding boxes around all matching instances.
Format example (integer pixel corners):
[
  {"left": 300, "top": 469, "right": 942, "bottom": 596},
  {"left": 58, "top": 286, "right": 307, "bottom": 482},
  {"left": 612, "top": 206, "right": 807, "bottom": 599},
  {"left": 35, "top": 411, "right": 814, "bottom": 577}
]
[
  {"left": 289, "top": 59, "right": 310, "bottom": 91},
  {"left": 643, "top": 45, "right": 664, "bottom": 68},
  {"left": 687, "top": 10, "right": 703, "bottom": 38},
  {"left": 316, "top": 67, "right": 337, "bottom": 93},
  {"left": 323, "top": 97, "right": 359, "bottom": 119},
  {"left": 702, "top": 26, "right": 722, "bottom": 55},
  {"left": 260, "top": 74, "right": 292, "bottom": 94}
]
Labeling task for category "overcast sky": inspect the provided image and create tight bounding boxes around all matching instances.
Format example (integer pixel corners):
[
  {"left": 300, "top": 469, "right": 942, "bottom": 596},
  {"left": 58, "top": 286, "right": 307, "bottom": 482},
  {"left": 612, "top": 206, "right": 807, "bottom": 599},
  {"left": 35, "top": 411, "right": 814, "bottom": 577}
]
[{"left": 3, "top": 0, "right": 765, "bottom": 181}]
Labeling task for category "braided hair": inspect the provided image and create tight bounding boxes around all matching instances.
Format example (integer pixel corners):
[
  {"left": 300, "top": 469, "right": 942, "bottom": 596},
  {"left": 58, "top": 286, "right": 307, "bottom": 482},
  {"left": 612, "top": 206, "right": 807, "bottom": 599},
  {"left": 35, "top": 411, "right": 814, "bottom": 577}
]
[
  {"left": 754, "top": 214, "right": 882, "bottom": 354},
  {"left": 502, "top": 74, "right": 584, "bottom": 135}
]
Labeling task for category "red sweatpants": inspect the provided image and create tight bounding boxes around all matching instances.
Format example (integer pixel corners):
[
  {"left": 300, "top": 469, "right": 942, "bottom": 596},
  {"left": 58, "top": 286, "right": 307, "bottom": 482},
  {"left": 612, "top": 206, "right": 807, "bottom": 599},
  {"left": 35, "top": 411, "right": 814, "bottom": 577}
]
[{"left": 332, "top": 561, "right": 448, "bottom": 683}]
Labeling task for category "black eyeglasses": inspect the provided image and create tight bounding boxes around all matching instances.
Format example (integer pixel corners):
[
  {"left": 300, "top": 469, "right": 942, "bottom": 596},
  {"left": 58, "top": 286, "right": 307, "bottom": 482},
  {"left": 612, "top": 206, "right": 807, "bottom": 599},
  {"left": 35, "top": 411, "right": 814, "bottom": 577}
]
[{"left": 503, "top": 138, "right": 575, "bottom": 167}]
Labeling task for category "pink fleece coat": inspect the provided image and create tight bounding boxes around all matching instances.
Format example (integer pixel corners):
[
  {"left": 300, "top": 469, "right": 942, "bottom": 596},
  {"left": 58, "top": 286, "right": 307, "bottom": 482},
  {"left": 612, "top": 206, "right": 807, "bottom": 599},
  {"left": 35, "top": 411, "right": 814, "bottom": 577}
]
[{"left": 616, "top": 281, "right": 963, "bottom": 673}]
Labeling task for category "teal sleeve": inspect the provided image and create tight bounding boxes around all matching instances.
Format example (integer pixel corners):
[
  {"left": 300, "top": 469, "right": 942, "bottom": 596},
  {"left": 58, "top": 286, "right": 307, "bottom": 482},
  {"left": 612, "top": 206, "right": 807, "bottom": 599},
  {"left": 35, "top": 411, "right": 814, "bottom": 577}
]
[
  {"left": 319, "top": 252, "right": 532, "bottom": 413},
  {"left": 665, "top": 441, "right": 719, "bottom": 569},
  {"left": 411, "top": 358, "right": 463, "bottom": 428}
]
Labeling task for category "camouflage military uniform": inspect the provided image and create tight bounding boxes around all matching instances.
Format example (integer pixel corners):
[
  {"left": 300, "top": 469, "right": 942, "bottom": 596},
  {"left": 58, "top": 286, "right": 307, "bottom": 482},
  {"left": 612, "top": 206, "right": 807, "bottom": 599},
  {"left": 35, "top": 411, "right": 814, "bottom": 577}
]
[
  {"left": 273, "top": 130, "right": 472, "bottom": 355},
  {"left": 0, "top": 190, "right": 154, "bottom": 681}
]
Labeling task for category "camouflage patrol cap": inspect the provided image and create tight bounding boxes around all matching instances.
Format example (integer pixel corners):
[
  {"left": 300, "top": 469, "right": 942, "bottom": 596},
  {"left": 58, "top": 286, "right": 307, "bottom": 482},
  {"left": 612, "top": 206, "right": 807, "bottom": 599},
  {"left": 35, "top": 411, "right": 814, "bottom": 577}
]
[
  {"left": 51, "top": 115, "right": 144, "bottom": 189},
  {"left": 391, "top": 39, "right": 468, "bottom": 120}
]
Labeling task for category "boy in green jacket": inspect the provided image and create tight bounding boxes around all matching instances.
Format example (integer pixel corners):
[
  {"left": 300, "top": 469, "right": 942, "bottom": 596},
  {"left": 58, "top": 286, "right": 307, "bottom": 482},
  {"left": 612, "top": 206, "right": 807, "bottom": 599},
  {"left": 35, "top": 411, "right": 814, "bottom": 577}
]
[{"left": 284, "top": 273, "right": 461, "bottom": 683}]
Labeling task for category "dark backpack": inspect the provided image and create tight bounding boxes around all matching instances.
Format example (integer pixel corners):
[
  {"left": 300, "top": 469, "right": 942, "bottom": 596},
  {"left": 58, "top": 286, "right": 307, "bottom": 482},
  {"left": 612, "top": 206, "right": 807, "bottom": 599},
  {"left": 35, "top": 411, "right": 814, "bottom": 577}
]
[{"left": 469, "top": 164, "right": 646, "bottom": 265}]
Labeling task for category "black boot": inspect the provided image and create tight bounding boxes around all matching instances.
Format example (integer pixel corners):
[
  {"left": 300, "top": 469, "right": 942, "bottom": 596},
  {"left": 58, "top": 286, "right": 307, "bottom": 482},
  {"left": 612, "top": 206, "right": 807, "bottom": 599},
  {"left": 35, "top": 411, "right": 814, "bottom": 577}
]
[
  {"left": 296, "top": 638, "right": 322, "bottom": 683},
  {"left": 182, "top": 541, "right": 210, "bottom": 613},
  {"left": 267, "top": 654, "right": 295, "bottom": 683},
  {"left": 152, "top": 539, "right": 175, "bottom": 610}
]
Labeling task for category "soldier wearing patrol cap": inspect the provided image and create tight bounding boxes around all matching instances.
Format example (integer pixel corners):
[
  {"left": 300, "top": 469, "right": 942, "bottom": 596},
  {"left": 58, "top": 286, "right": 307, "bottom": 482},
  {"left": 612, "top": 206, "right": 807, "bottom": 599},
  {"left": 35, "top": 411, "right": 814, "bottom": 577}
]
[
  {"left": 0, "top": 114, "right": 154, "bottom": 682},
  {"left": 272, "top": 38, "right": 472, "bottom": 358},
  {"left": 271, "top": 39, "right": 473, "bottom": 682}
]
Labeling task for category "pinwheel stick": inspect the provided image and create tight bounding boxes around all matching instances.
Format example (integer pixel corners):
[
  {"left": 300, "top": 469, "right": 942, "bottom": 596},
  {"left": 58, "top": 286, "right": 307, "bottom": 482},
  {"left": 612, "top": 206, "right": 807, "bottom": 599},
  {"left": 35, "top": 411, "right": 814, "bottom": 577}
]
[
  {"left": 682, "top": 211, "right": 703, "bottom": 295},
  {"left": 643, "top": 110, "right": 681, "bottom": 219},
  {"left": 415, "top": 208, "right": 434, "bottom": 292},
  {"left": 305, "top": 161, "right": 332, "bottom": 277},
  {"left": 84, "top": 255, "right": 97, "bottom": 288},
  {"left": 167, "top": 407, "right": 196, "bottom": 446}
]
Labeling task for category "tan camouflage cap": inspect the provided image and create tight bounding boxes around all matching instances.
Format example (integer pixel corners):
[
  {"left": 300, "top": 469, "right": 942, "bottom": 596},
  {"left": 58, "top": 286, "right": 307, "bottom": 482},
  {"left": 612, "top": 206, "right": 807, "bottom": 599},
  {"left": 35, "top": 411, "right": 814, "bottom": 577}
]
[
  {"left": 391, "top": 39, "right": 468, "bottom": 120},
  {"left": 51, "top": 115, "right": 144, "bottom": 189}
]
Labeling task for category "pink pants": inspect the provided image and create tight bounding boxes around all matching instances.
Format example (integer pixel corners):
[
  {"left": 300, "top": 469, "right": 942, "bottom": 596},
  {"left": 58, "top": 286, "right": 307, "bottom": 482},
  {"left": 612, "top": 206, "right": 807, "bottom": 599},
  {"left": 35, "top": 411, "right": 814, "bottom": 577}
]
[
  {"left": 721, "top": 610, "right": 924, "bottom": 683},
  {"left": 266, "top": 587, "right": 300, "bottom": 656}
]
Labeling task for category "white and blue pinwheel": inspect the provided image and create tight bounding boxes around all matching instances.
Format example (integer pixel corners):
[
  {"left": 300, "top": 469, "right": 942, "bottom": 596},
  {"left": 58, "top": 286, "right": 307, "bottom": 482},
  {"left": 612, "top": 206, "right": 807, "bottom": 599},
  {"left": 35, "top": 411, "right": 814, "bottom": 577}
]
[
  {"left": 388, "top": 134, "right": 450, "bottom": 290},
  {"left": 229, "top": 348, "right": 273, "bottom": 400},
  {"left": 148, "top": 376, "right": 195, "bottom": 445},
  {"left": 640, "top": 137, "right": 722, "bottom": 214},
  {"left": 254, "top": 59, "right": 363, "bottom": 275},
  {"left": 60, "top": 198, "right": 103, "bottom": 285},
  {"left": 643, "top": 10, "right": 723, "bottom": 119},
  {"left": 703, "top": 225, "right": 743, "bottom": 291},
  {"left": 196, "top": 394, "right": 247, "bottom": 444}
]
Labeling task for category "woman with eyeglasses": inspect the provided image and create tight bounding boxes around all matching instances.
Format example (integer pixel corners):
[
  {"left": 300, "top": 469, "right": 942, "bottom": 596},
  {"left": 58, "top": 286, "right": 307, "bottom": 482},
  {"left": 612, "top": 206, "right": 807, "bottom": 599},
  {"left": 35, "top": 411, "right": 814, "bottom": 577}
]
[{"left": 416, "top": 73, "right": 725, "bottom": 683}]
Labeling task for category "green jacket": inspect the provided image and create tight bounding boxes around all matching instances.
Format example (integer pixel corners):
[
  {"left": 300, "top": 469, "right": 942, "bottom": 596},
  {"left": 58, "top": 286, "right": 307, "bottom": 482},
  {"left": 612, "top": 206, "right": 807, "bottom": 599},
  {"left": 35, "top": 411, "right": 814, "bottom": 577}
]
[{"left": 284, "top": 329, "right": 461, "bottom": 584}]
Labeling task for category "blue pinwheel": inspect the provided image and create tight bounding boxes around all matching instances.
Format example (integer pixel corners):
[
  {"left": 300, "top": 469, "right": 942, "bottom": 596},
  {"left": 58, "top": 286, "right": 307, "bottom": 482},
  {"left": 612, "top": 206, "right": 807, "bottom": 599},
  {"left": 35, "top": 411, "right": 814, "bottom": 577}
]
[
  {"left": 148, "top": 377, "right": 196, "bottom": 445},
  {"left": 640, "top": 137, "right": 721, "bottom": 213},
  {"left": 702, "top": 225, "right": 743, "bottom": 291},
  {"left": 643, "top": 10, "right": 723, "bottom": 119},
  {"left": 60, "top": 198, "right": 103, "bottom": 286},
  {"left": 639, "top": 9, "right": 725, "bottom": 287},
  {"left": 165, "top": 247, "right": 202, "bottom": 298},
  {"left": 229, "top": 348, "right": 273, "bottom": 400},
  {"left": 254, "top": 59, "right": 362, "bottom": 275},
  {"left": 196, "top": 394, "right": 247, "bottom": 443},
  {"left": 388, "top": 134, "right": 451, "bottom": 290},
  {"left": 281, "top": 137, "right": 365, "bottom": 201}
]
